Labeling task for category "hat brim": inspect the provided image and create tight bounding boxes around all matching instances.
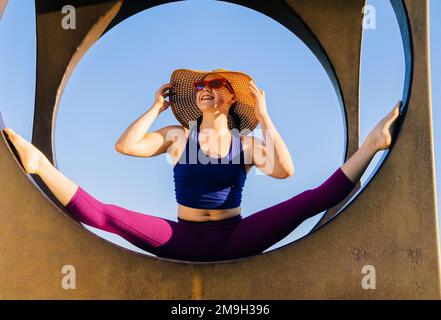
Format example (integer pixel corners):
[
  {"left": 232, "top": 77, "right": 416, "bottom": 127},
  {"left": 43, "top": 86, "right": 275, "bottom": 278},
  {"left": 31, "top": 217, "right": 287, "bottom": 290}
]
[{"left": 169, "top": 69, "right": 258, "bottom": 135}]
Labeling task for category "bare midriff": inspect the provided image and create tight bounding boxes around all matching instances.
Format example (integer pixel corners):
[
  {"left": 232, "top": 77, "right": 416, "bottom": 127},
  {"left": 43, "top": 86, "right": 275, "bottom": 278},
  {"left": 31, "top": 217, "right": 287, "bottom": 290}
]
[{"left": 177, "top": 204, "right": 242, "bottom": 222}]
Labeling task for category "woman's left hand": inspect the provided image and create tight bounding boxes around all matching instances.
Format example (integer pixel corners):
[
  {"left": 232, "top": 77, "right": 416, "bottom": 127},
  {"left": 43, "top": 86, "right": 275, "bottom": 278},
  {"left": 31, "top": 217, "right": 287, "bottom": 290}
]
[{"left": 249, "top": 80, "right": 269, "bottom": 122}]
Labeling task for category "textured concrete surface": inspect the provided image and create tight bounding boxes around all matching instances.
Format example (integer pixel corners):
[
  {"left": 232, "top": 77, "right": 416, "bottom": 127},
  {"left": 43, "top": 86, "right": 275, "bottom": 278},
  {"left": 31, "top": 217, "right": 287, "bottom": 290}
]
[{"left": 0, "top": 0, "right": 439, "bottom": 299}]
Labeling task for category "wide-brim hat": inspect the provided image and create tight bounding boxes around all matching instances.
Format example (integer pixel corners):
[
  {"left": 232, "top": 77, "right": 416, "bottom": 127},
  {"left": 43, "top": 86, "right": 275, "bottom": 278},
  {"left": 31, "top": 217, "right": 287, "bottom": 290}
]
[{"left": 169, "top": 68, "right": 258, "bottom": 135}]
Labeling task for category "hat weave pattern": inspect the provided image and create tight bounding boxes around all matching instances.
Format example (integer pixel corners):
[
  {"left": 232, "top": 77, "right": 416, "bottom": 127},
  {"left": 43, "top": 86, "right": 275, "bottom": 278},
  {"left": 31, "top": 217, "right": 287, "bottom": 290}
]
[{"left": 169, "top": 69, "right": 258, "bottom": 135}]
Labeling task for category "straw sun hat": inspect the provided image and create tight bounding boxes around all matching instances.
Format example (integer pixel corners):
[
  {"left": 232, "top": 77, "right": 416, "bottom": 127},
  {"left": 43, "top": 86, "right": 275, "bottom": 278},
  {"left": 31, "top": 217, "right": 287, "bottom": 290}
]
[{"left": 169, "top": 68, "right": 259, "bottom": 135}]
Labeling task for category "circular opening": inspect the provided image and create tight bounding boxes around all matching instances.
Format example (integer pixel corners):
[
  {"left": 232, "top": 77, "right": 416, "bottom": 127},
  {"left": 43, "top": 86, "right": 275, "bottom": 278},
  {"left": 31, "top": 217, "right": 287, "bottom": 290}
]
[
  {"left": 0, "top": 0, "right": 412, "bottom": 264},
  {"left": 55, "top": 0, "right": 343, "bottom": 259}
]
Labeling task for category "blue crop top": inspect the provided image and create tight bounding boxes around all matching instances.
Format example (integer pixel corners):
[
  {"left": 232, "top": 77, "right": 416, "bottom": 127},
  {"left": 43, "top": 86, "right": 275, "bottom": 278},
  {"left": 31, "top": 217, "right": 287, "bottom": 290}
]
[{"left": 173, "top": 121, "right": 247, "bottom": 209}]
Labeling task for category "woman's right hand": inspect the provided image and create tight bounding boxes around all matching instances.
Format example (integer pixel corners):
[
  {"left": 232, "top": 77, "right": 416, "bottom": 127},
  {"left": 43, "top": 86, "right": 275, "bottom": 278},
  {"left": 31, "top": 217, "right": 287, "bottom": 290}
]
[{"left": 154, "top": 83, "right": 174, "bottom": 113}]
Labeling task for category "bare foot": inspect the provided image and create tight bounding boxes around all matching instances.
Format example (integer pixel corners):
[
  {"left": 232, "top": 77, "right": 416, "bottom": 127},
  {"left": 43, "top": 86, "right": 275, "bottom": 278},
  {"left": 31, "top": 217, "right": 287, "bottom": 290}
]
[
  {"left": 3, "top": 128, "right": 48, "bottom": 174},
  {"left": 367, "top": 100, "right": 402, "bottom": 151}
]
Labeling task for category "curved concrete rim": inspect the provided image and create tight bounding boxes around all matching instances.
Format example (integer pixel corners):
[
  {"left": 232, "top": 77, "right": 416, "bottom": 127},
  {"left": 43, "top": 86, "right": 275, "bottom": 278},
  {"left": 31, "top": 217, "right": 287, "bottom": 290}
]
[
  {"left": 0, "top": 0, "right": 438, "bottom": 299},
  {"left": 0, "top": 0, "right": 408, "bottom": 264}
]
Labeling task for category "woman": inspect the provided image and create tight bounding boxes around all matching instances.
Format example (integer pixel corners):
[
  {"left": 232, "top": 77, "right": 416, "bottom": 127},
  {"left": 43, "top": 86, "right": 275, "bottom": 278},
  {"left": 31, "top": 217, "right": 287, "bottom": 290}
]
[{"left": 3, "top": 68, "right": 402, "bottom": 262}]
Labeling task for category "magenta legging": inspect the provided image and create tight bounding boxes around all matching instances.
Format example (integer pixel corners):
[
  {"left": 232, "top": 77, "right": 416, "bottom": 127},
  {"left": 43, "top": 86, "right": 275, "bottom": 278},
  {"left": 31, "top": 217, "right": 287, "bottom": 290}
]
[{"left": 64, "top": 167, "right": 355, "bottom": 262}]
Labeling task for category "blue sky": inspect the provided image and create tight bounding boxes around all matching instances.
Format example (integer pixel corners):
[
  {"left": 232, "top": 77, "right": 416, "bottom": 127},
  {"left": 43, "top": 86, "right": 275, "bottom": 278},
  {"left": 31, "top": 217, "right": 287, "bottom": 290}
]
[{"left": 0, "top": 0, "right": 439, "bottom": 257}]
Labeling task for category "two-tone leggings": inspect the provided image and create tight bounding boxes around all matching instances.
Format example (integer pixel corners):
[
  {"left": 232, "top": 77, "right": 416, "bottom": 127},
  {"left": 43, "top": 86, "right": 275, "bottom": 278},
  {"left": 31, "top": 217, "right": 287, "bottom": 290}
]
[{"left": 64, "top": 167, "right": 355, "bottom": 262}]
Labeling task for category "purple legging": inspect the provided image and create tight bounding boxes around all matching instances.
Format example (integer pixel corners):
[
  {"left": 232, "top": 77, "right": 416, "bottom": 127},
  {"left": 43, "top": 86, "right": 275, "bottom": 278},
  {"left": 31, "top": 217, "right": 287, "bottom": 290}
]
[{"left": 64, "top": 167, "right": 355, "bottom": 262}]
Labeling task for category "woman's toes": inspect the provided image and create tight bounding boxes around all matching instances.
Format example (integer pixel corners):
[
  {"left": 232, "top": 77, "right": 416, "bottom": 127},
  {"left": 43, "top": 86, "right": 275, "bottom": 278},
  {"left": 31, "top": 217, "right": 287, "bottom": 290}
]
[
  {"left": 391, "top": 101, "right": 401, "bottom": 119},
  {"left": 3, "top": 128, "right": 45, "bottom": 174},
  {"left": 5, "top": 127, "right": 24, "bottom": 147},
  {"left": 382, "top": 102, "right": 399, "bottom": 128},
  {"left": 390, "top": 107, "right": 398, "bottom": 121},
  {"left": 367, "top": 101, "right": 402, "bottom": 151},
  {"left": 382, "top": 103, "right": 402, "bottom": 146},
  {"left": 4, "top": 127, "right": 16, "bottom": 140}
]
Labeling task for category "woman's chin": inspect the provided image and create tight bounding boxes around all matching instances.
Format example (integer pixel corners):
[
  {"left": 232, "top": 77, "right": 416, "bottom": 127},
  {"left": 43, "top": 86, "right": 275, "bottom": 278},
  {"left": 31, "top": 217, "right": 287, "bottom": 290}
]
[{"left": 197, "top": 103, "right": 215, "bottom": 112}]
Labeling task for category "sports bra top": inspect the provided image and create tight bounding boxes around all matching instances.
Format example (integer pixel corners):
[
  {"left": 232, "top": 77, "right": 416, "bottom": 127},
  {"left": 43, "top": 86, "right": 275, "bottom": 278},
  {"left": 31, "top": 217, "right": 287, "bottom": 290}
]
[{"left": 172, "top": 121, "right": 247, "bottom": 209}]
